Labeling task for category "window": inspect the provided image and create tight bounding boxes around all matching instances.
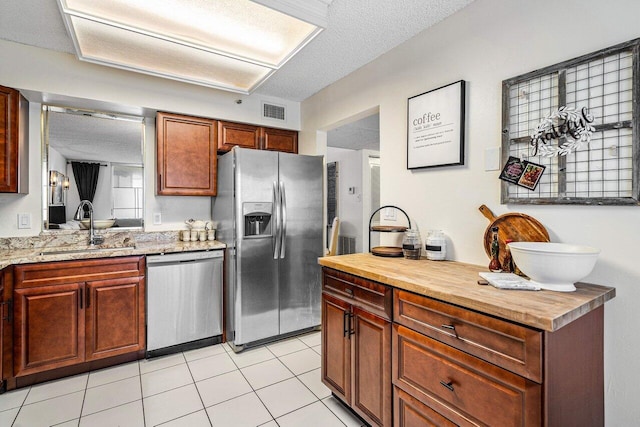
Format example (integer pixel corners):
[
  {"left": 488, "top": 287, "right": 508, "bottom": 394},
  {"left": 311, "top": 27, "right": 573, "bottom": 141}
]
[
  {"left": 112, "top": 164, "right": 143, "bottom": 220},
  {"left": 501, "top": 38, "right": 639, "bottom": 205}
]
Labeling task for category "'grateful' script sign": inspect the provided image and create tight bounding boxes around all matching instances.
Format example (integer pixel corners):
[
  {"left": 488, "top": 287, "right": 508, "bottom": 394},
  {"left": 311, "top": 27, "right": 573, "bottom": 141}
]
[{"left": 530, "top": 106, "right": 595, "bottom": 157}]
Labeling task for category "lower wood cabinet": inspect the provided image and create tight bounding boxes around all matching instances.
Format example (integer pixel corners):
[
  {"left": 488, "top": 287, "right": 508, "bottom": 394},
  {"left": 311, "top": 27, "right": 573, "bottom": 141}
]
[
  {"left": 322, "top": 267, "right": 607, "bottom": 427},
  {"left": 11, "top": 257, "right": 145, "bottom": 379},
  {"left": 322, "top": 268, "right": 392, "bottom": 427}
]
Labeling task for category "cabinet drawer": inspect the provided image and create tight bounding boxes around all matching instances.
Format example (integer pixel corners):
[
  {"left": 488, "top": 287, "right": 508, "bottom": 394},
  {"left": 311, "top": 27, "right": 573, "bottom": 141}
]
[
  {"left": 14, "top": 257, "right": 144, "bottom": 289},
  {"left": 394, "top": 290, "right": 541, "bottom": 382},
  {"left": 393, "top": 325, "right": 541, "bottom": 427},
  {"left": 323, "top": 268, "right": 391, "bottom": 319}
]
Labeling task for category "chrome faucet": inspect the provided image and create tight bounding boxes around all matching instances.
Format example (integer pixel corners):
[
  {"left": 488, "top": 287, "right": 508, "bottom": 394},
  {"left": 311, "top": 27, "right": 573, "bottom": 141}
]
[{"left": 75, "top": 200, "right": 104, "bottom": 246}]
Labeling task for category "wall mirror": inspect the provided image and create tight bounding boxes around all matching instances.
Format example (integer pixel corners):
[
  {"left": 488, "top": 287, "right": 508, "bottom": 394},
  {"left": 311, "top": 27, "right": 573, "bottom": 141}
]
[{"left": 43, "top": 105, "right": 145, "bottom": 231}]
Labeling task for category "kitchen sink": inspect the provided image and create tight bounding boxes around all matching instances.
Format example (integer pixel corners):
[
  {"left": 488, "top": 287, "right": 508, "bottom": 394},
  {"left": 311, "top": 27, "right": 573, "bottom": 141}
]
[{"left": 38, "top": 246, "right": 135, "bottom": 256}]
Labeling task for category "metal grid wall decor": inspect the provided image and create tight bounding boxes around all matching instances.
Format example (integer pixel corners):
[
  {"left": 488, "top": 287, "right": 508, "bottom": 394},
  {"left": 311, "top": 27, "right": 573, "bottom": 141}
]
[{"left": 501, "top": 39, "right": 640, "bottom": 205}]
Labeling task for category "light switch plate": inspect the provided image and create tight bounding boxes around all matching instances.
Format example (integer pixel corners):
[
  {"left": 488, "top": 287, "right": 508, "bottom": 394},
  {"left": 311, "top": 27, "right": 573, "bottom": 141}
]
[
  {"left": 484, "top": 147, "right": 501, "bottom": 171},
  {"left": 153, "top": 212, "right": 162, "bottom": 225},
  {"left": 383, "top": 207, "right": 397, "bottom": 221},
  {"left": 18, "top": 213, "right": 31, "bottom": 229}
]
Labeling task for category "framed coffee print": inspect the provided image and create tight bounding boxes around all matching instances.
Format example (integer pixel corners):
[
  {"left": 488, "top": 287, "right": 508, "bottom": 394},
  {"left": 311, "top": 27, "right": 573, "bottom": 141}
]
[{"left": 407, "top": 80, "right": 465, "bottom": 169}]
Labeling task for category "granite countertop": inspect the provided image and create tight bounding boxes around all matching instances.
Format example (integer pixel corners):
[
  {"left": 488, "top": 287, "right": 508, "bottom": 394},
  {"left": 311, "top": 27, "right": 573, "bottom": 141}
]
[
  {"left": 318, "top": 253, "right": 615, "bottom": 332},
  {"left": 0, "top": 234, "right": 226, "bottom": 270}
]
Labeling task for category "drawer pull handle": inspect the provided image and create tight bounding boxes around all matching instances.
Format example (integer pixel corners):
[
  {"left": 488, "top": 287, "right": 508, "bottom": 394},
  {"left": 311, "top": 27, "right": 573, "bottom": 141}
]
[
  {"left": 441, "top": 324, "right": 459, "bottom": 338},
  {"left": 440, "top": 380, "right": 455, "bottom": 392},
  {"left": 345, "top": 288, "right": 353, "bottom": 296}
]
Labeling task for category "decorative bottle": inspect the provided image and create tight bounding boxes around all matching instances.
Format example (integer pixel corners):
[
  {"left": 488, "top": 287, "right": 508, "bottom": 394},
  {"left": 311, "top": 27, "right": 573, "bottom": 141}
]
[
  {"left": 425, "top": 230, "right": 447, "bottom": 261},
  {"left": 488, "top": 226, "right": 502, "bottom": 272},
  {"left": 502, "top": 239, "right": 514, "bottom": 273},
  {"left": 402, "top": 229, "right": 422, "bottom": 260}
]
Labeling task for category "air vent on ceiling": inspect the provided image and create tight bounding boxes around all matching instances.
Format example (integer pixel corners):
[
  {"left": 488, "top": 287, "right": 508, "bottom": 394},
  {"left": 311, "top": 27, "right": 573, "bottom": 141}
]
[{"left": 262, "top": 102, "right": 286, "bottom": 121}]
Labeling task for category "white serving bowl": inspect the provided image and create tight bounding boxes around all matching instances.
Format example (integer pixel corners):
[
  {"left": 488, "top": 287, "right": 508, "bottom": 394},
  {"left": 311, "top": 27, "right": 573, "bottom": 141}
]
[
  {"left": 508, "top": 242, "right": 600, "bottom": 292},
  {"left": 80, "top": 219, "right": 116, "bottom": 229}
]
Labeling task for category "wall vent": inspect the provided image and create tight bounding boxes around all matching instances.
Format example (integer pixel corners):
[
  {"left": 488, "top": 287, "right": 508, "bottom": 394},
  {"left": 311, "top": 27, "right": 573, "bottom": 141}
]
[
  {"left": 262, "top": 102, "right": 286, "bottom": 121},
  {"left": 338, "top": 235, "right": 356, "bottom": 255}
]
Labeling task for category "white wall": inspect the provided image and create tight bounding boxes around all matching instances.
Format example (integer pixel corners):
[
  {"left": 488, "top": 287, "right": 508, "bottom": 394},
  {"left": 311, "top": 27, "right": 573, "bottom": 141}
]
[
  {"left": 300, "top": 0, "right": 640, "bottom": 424},
  {"left": 0, "top": 40, "right": 300, "bottom": 236}
]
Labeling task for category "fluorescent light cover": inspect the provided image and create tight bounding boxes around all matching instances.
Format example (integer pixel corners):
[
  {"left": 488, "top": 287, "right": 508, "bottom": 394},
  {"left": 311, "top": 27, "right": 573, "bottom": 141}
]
[{"left": 57, "top": 0, "right": 324, "bottom": 93}]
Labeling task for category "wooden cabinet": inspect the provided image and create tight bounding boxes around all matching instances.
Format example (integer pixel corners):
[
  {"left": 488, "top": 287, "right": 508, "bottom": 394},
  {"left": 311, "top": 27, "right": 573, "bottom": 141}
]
[
  {"left": 218, "top": 120, "right": 298, "bottom": 154},
  {"left": 322, "top": 268, "right": 392, "bottom": 427},
  {"left": 261, "top": 127, "right": 297, "bottom": 153},
  {"left": 393, "top": 289, "right": 605, "bottom": 427},
  {"left": 12, "top": 257, "right": 145, "bottom": 378},
  {"left": 156, "top": 112, "right": 217, "bottom": 196},
  {"left": 0, "top": 84, "right": 28, "bottom": 194},
  {"left": 217, "top": 121, "right": 261, "bottom": 152},
  {"left": 322, "top": 266, "right": 607, "bottom": 427}
]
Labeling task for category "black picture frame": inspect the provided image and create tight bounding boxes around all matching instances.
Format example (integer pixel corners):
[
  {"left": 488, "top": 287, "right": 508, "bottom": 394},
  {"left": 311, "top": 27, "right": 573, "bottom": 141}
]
[{"left": 407, "top": 80, "right": 465, "bottom": 169}]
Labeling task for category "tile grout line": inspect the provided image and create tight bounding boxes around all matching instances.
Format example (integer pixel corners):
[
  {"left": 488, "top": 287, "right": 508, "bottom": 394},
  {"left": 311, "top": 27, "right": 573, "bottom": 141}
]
[{"left": 182, "top": 349, "right": 214, "bottom": 427}]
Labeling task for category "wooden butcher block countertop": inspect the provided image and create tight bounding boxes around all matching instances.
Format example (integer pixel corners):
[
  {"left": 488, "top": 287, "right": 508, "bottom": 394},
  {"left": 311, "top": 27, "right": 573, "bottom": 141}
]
[{"left": 318, "top": 253, "right": 615, "bottom": 332}]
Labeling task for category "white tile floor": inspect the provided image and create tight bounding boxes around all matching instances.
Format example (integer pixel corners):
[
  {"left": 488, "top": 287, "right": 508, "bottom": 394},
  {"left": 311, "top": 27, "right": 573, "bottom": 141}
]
[{"left": 0, "top": 331, "right": 368, "bottom": 427}]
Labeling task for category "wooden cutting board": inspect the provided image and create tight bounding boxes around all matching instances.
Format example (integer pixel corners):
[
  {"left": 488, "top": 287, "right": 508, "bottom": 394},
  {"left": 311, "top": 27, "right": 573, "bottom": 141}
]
[{"left": 479, "top": 204, "right": 550, "bottom": 266}]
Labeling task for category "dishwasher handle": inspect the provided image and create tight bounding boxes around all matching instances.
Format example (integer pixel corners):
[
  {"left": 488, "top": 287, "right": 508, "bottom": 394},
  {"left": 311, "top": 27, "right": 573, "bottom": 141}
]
[{"left": 147, "top": 250, "right": 223, "bottom": 265}]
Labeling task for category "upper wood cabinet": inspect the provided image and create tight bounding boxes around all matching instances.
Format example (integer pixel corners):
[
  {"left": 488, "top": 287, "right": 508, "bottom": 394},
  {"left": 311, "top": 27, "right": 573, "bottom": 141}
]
[
  {"left": 261, "top": 127, "right": 298, "bottom": 153},
  {"left": 218, "top": 120, "right": 298, "bottom": 154},
  {"left": 156, "top": 112, "right": 217, "bottom": 196},
  {"left": 217, "top": 121, "right": 261, "bottom": 152},
  {"left": 0, "top": 85, "right": 28, "bottom": 194}
]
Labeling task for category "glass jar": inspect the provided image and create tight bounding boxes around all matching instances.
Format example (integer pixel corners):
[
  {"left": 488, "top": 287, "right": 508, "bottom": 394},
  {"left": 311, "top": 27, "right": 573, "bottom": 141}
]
[
  {"left": 425, "top": 230, "right": 447, "bottom": 261},
  {"left": 402, "top": 229, "right": 422, "bottom": 259}
]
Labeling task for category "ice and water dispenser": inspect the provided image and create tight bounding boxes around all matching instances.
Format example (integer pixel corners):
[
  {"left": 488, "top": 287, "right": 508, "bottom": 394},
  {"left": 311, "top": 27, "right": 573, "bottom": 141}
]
[{"left": 243, "top": 202, "right": 272, "bottom": 238}]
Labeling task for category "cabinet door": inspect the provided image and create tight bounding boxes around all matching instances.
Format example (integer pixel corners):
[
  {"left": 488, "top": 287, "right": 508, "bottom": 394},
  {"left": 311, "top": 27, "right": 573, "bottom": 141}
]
[
  {"left": 217, "top": 121, "right": 260, "bottom": 152},
  {"left": 352, "top": 306, "right": 392, "bottom": 427},
  {"left": 0, "top": 85, "right": 28, "bottom": 194},
  {"left": 321, "top": 292, "right": 351, "bottom": 403},
  {"left": 85, "top": 276, "right": 145, "bottom": 361},
  {"left": 261, "top": 127, "right": 298, "bottom": 153},
  {"left": 156, "top": 112, "right": 217, "bottom": 196},
  {"left": 13, "top": 283, "right": 84, "bottom": 376}
]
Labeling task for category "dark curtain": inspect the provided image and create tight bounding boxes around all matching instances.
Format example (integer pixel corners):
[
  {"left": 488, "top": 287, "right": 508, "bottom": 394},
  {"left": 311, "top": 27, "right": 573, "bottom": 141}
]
[{"left": 71, "top": 162, "right": 100, "bottom": 219}]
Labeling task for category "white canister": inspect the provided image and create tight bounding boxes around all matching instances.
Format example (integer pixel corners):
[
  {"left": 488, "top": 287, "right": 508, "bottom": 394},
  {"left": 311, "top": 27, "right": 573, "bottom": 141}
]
[
  {"left": 190, "top": 230, "right": 199, "bottom": 241},
  {"left": 425, "top": 230, "right": 447, "bottom": 261},
  {"left": 181, "top": 230, "right": 190, "bottom": 241},
  {"left": 207, "top": 229, "right": 216, "bottom": 241}
]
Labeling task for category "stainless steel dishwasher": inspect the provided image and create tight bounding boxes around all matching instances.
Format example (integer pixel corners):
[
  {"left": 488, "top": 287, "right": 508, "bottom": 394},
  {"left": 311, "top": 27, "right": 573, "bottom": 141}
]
[{"left": 146, "top": 250, "right": 223, "bottom": 357}]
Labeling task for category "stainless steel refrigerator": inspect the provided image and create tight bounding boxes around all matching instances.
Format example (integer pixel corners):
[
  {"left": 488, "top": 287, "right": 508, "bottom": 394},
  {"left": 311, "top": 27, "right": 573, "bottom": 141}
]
[{"left": 213, "top": 147, "right": 323, "bottom": 352}]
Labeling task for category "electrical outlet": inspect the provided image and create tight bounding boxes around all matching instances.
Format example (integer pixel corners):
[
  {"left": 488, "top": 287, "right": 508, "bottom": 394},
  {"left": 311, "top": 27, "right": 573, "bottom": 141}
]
[
  {"left": 18, "top": 213, "right": 31, "bottom": 229},
  {"left": 153, "top": 212, "right": 162, "bottom": 225}
]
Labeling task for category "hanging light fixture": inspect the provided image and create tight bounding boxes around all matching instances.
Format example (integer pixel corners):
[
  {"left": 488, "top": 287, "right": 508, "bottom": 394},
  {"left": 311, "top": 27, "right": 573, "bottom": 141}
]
[{"left": 56, "top": 0, "right": 330, "bottom": 94}]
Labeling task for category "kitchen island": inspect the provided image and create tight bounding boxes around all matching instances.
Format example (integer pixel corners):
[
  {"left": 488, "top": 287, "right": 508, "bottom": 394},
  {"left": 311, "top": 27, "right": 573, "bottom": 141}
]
[{"left": 318, "top": 253, "right": 615, "bottom": 427}]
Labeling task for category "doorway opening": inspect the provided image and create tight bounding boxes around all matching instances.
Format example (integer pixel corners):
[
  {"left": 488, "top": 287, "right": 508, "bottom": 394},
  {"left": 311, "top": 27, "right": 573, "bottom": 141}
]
[{"left": 326, "top": 111, "right": 380, "bottom": 254}]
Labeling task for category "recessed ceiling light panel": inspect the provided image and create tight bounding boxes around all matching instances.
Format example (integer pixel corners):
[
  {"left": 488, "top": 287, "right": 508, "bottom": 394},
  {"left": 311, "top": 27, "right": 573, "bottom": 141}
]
[{"left": 57, "top": 0, "right": 328, "bottom": 93}]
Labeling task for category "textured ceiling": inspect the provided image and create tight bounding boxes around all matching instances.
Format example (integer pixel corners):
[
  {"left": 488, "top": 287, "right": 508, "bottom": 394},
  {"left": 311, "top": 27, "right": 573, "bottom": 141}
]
[
  {"left": 1, "top": 0, "right": 475, "bottom": 153},
  {"left": 328, "top": 114, "right": 380, "bottom": 151},
  {"left": 0, "top": 0, "right": 475, "bottom": 102}
]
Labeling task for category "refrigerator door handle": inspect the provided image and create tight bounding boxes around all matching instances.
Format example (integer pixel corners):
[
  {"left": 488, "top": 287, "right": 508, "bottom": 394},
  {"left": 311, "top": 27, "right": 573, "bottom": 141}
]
[
  {"left": 273, "top": 181, "right": 281, "bottom": 260},
  {"left": 280, "top": 181, "right": 287, "bottom": 259}
]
